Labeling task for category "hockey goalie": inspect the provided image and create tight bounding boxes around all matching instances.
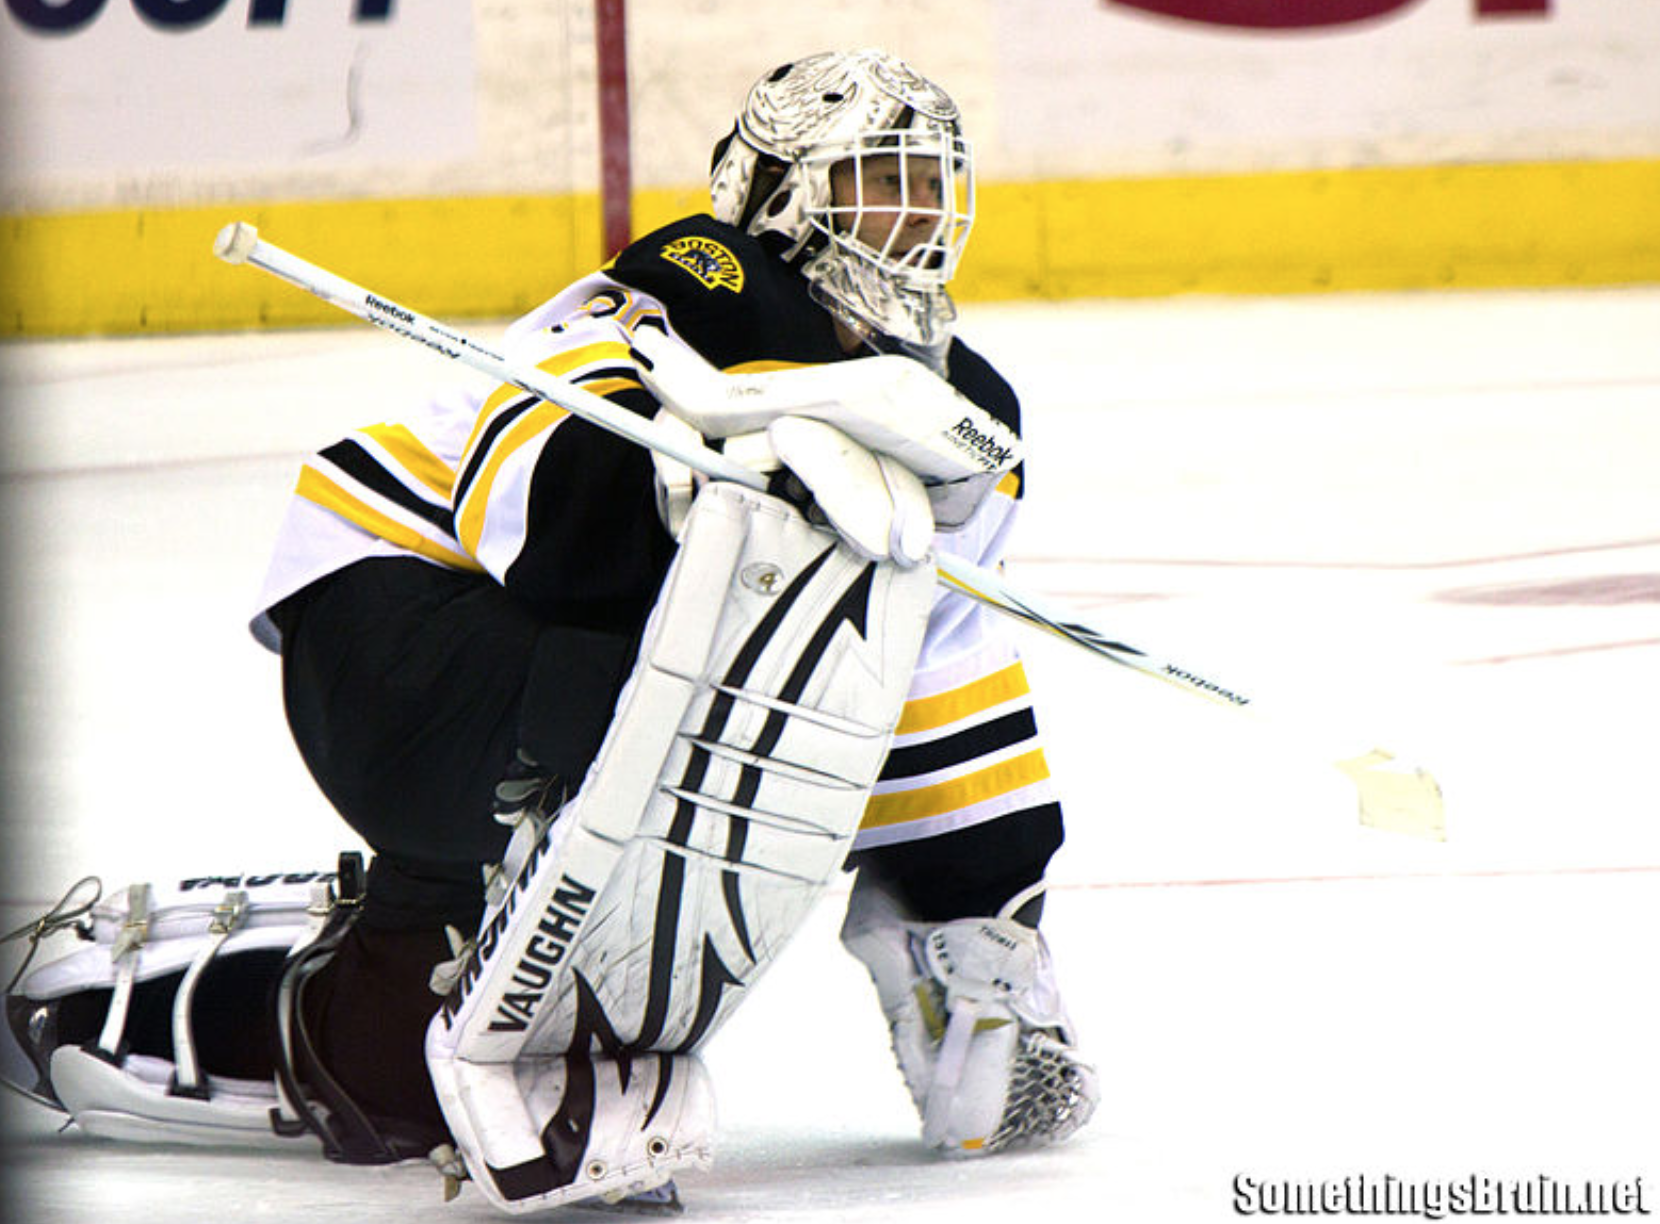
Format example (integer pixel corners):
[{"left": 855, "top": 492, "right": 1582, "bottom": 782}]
[{"left": 2, "top": 49, "right": 1098, "bottom": 1214}]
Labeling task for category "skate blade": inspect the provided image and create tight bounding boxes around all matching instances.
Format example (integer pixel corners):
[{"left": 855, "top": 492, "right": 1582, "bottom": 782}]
[{"left": 577, "top": 1178, "right": 685, "bottom": 1216}]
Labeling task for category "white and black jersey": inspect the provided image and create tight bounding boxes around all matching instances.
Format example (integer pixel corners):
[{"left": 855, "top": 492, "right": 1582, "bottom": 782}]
[{"left": 253, "top": 215, "right": 1062, "bottom": 855}]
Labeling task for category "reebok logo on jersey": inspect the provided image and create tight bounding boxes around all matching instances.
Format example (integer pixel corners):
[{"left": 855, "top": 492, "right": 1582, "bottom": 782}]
[
  {"left": 946, "top": 417, "right": 1015, "bottom": 470},
  {"left": 660, "top": 236, "right": 745, "bottom": 293}
]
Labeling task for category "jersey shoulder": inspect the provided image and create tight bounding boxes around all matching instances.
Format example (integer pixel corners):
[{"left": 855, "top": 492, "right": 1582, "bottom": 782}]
[
  {"left": 607, "top": 215, "right": 842, "bottom": 366},
  {"left": 610, "top": 215, "right": 758, "bottom": 299}
]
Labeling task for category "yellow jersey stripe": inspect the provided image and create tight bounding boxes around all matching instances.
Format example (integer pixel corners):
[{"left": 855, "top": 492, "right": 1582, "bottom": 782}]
[
  {"left": 723, "top": 358, "right": 814, "bottom": 375},
  {"left": 360, "top": 423, "right": 456, "bottom": 501},
  {"left": 621, "top": 300, "right": 664, "bottom": 330},
  {"left": 894, "top": 661, "right": 1032, "bottom": 735},
  {"left": 860, "top": 748, "right": 1051, "bottom": 829},
  {"left": 455, "top": 402, "right": 569, "bottom": 557},
  {"left": 296, "top": 468, "right": 483, "bottom": 573},
  {"left": 471, "top": 341, "right": 634, "bottom": 444},
  {"left": 479, "top": 384, "right": 534, "bottom": 419},
  {"left": 577, "top": 375, "right": 646, "bottom": 398}
]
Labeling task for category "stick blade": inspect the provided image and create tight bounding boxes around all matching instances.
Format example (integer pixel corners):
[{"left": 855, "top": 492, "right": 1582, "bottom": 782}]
[{"left": 1337, "top": 749, "right": 1446, "bottom": 840}]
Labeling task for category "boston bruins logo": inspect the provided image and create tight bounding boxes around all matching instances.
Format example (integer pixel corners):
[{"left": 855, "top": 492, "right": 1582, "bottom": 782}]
[{"left": 660, "top": 236, "right": 745, "bottom": 293}]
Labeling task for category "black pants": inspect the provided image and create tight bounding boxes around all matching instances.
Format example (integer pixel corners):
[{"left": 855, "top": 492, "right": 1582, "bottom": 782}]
[
  {"left": 271, "top": 557, "right": 637, "bottom": 931},
  {"left": 273, "top": 556, "right": 1063, "bottom": 932}
]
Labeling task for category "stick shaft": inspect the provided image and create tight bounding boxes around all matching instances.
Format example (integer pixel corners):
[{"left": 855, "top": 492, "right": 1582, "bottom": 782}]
[
  {"left": 932, "top": 554, "right": 1255, "bottom": 708},
  {"left": 217, "top": 222, "right": 1254, "bottom": 704},
  {"left": 221, "top": 224, "right": 766, "bottom": 491}
]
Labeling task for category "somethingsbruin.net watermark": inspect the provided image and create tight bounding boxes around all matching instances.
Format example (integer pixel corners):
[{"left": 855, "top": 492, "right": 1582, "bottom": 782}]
[{"left": 1233, "top": 1173, "right": 1651, "bottom": 1218}]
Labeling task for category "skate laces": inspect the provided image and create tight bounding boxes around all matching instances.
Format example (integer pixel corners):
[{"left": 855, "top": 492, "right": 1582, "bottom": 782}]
[{"left": 2, "top": 876, "right": 102, "bottom": 994}]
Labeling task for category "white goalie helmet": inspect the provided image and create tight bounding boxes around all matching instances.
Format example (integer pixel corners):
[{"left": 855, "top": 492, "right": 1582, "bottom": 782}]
[{"left": 710, "top": 49, "right": 975, "bottom": 364}]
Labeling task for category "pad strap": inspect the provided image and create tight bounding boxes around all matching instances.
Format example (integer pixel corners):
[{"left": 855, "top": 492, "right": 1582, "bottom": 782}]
[
  {"left": 169, "top": 889, "right": 248, "bottom": 1098},
  {"left": 633, "top": 325, "right": 1020, "bottom": 528},
  {"left": 92, "top": 883, "right": 152, "bottom": 1062}
]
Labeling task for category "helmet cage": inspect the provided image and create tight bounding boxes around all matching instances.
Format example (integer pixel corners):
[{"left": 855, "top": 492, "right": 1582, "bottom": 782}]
[
  {"left": 708, "top": 50, "right": 974, "bottom": 354},
  {"left": 802, "top": 126, "right": 975, "bottom": 292}
]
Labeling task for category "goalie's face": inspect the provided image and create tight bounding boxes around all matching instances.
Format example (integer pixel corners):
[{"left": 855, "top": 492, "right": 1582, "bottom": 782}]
[
  {"left": 813, "top": 132, "right": 973, "bottom": 285},
  {"left": 830, "top": 155, "right": 947, "bottom": 264}
]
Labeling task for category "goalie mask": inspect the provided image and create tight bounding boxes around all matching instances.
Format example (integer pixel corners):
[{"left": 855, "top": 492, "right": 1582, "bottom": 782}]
[{"left": 710, "top": 49, "right": 975, "bottom": 366}]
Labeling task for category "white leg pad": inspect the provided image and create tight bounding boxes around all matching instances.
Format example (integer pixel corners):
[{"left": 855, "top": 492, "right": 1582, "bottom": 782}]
[
  {"left": 428, "top": 482, "right": 935, "bottom": 1213},
  {"left": 426, "top": 1051, "right": 714, "bottom": 1212}
]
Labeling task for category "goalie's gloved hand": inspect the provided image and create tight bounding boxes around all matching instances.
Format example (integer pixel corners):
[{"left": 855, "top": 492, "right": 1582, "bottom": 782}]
[
  {"left": 631, "top": 325, "right": 1017, "bottom": 533},
  {"left": 765, "top": 467, "right": 827, "bottom": 526},
  {"left": 491, "top": 748, "right": 565, "bottom": 822},
  {"left": 765, "top": 416, "right": 934, "bottom": 568}
]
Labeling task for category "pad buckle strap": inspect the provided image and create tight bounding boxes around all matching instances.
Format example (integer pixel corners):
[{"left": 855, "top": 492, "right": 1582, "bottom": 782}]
[
  {"left": 169, "top": 888, "right": 249, "bottom": 1098},
  {"left": 93, "top": 882, "right": 154, "bottom": 1061},
  {"left": 209, "top": 890, "right": 250, "bottom": 936},
  {"left": 428, "top": 925, "right": 477, "bottom": 997},
  {"left": 109, "top": 883, "right": 152, "bottom": 961},
  {"left": 305, "top": 883, "right": 335, "bottom": 920}
]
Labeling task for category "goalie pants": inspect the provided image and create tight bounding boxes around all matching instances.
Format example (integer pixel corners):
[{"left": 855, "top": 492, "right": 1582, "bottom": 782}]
[
  {"left": 267, "top": 555, "right": 1062, "bottom": 1141},
  {"left": 272, "top": 555, "right": 1063, "bottom": 935},
  {"left": 270, "top": 557, "right": 643, "bottom": 933}
]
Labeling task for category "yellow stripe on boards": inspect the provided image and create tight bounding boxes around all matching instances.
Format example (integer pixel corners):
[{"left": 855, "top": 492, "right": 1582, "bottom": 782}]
[
  {"left": 895, "top": 662, "right": 1032, "bottom": 736},
  {"left": 295, "top": 467, "right": 482, "bottom": 573},
  {"left": 1, "top": 192, "right": 602, "bottom": 336},
  {"left": 4, "top": 159, "right": 1657, "bottom": 337},
  {"left": 860, "top": 749, "right": 1051, "bottom": 830},
  {"left": 958, "top": 159, "right": 1660, "bottom": 299}
]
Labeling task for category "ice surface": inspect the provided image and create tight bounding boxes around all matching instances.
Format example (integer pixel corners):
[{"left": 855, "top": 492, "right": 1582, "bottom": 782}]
[{"left": 3, "top": 287, "right": 1657, "bottom": 1222}]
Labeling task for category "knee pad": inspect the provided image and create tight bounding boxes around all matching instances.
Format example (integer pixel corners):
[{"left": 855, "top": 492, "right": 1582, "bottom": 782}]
[{"left": 840, "top": 876, "right": 1100, "bottom": 1155}]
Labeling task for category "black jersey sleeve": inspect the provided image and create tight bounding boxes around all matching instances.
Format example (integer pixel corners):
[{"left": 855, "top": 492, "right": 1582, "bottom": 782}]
[{"left": 607, "top": 217, "right": 848, "bottom": 367}]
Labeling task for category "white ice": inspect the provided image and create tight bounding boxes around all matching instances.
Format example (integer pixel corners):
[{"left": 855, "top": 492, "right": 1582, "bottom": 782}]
[{"left": 3, "top": 286, "right": 1657, "bottom": 1222}]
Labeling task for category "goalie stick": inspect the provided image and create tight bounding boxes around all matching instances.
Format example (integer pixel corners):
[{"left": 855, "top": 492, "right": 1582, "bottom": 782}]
[{"left": 211, "top": 222, "right": 1444, "bottom": 840}]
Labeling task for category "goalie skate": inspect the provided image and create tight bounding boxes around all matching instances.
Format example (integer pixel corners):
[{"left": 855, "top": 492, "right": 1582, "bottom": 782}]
[
  {"left": 427, "top": 482, "right": 936, "bottom": 1214},
  {"left": 841, "top": 879, "right": 1100, "bottom": 1155}
]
